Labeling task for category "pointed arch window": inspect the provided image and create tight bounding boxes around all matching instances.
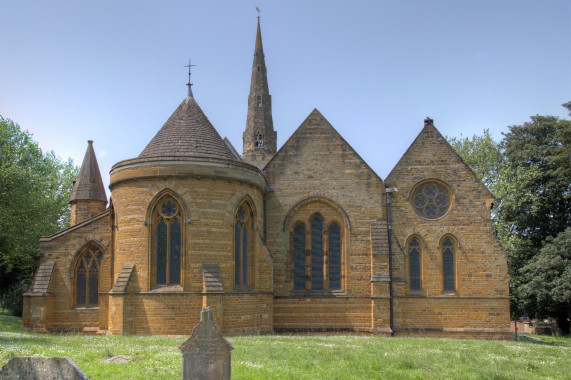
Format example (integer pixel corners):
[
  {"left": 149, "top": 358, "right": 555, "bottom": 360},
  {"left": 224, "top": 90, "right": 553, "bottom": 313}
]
[
  {"left": 256, "top": 95, "right": 262, "bottom": 107},
  {"left": 442, "top": 237, "right": 456, "bottom": 292},
  {"left": 234, "top": 203, "right": 253, "bottom": 289},
  {"left": 152, "top": 197, "right": 182, "bottom": 287},
  {"left": 290, "top": 211, "right": 344, "bottom": 292},
  {"left": 75, "top": 245, "right": 103, "bottom": 307},
  {"left": 408, "top": 237, "right": 422, "bottom": 291},
  {"left": 255, "top": 132, "right": 264, "bottom": 147}
]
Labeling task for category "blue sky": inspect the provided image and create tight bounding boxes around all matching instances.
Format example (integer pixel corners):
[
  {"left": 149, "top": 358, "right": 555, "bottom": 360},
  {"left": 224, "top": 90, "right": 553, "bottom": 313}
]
[{"left": 1, "top": 1, "right": 570, "bottom": 197}]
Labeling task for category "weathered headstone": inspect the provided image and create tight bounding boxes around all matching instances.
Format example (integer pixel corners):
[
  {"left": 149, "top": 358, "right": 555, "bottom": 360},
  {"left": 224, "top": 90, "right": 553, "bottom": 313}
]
[
  {"left": 0, "top": 357, "right": 89, "bottom": 380},
  {"left": 179, "top": 306, "right": 234, "bottom": 380}
]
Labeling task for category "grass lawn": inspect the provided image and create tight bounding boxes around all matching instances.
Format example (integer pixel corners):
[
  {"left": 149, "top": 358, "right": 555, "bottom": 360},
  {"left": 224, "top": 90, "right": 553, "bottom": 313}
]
[{"left": 1, "top": 312, "right": 570, "bottom": 379}]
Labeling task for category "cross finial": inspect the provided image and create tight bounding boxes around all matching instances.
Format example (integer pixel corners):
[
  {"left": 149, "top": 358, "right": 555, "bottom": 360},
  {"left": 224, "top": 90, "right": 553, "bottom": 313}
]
[
  {"left": 256, "top": 6, "right": 261, "bottom": 20},
  {"left": 184, "top": 59, "right": 196, "bottom": 98}
]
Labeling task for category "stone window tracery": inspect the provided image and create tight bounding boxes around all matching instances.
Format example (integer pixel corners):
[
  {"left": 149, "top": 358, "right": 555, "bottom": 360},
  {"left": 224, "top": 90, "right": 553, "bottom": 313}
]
[
  {"left": 152, "top": 198, "right": 182, "bottom": 287},
  {"left": 234, "top": 202, "right": 254, "bottom": 289},
  {"left": 75, "top": 245, "right": 103, "bottom": 307},
  {"left": 411, "top": 181, "right": 451, "bottom": 219},
  {"left": 290, "top": 205, "right": 345, "bottom": 293},
  {"left": 442, "top": 237, "right": 456, "bottom": 292},
  {"left": 408, "top": 237, "right": 422, "bottom": 291}
]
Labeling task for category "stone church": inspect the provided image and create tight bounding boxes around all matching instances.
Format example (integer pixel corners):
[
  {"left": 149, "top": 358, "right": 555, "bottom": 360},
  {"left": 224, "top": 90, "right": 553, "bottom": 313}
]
[{"left": 23, "top": 19, "right": 510, "bottom": 339}]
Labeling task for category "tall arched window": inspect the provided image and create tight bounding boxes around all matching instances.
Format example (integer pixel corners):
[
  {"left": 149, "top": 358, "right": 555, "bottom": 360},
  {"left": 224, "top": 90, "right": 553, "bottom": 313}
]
[
  {"left": 234, "top": 202, "right": 253, "bottom": 289},
  {"left": 75, "top": 245, "right": 103, "bottom": 307},
  {"left": 152, "top": 197, "right": 182, "bottom": 287},
  {"left": 328, "top": 222, "right": 342, "bottom": 291},
  {"left": 310, "top": 214, "right": 324, "bottom": 291},
  {"left": 408, "top": 237, "right": 422, "bottom": 291},
  {"left": 293, "top": 223, "right": 306, "bottom": 290},
  {"left": 442, "top": 237, "right": 456, "bottom": 292}
]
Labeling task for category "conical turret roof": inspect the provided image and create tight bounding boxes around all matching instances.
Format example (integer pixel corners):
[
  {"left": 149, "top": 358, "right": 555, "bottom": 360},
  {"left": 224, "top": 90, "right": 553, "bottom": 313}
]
[
  {"left": 139, "top": 96, "right": 237, "bottom": 160},
  {"left": 69, "top": 140, "right": 107, "bottom": 203}
]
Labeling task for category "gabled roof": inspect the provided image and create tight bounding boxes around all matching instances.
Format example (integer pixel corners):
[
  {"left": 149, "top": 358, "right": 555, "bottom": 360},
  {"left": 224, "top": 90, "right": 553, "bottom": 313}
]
[
  {"left": 139, "top": 97, "right": 237, "bottom": 161},
  {"left": 69, "top": 141, "right": 107, "bottom": 203},
  {"left": 386, "top": 119, "right": 494, "bottom": 198},
  {"left": 264, "top": 108, "right": 384, "bottom": 184}
]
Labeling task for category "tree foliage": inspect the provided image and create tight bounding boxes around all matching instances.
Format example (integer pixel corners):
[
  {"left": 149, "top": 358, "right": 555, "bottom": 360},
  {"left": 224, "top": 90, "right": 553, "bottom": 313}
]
[
  {"left": 520, "top": 228, "right": 571, "bottom": 334},
  {"left": 449, "top": 103, "right": 571, "bottom": 333},
  {"left": 0, "top": 115, "right": 78, "bottom": 309}
]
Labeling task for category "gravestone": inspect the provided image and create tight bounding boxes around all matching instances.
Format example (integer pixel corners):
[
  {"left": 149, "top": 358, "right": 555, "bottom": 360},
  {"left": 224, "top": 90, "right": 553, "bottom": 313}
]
[
  {"left": 0, "top": 357, "right": 89, "bottom": 380},
  {"left": 179, "top": 306, "right": 234, "bottom": 380}
]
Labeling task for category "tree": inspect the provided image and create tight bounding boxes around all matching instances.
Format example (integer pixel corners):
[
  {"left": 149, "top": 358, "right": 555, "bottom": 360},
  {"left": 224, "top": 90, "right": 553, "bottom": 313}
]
[
  {"left": 448, "top": 129, "right": 505, "bottom": 193},
  {"left": 0, "top": 115, "right": 78, "bottom": 314},
  {"left": 520, "top": 228, "right": 571, "bottom": 335},
  {"left": 448, "top": 102, "right": 571, "bottom": 333}
]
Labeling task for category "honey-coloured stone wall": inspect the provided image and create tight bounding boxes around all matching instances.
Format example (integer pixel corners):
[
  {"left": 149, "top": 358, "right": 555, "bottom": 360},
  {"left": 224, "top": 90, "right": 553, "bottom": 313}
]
[{"left": 385, "top": 122, "right": 510, "bottom": 339}]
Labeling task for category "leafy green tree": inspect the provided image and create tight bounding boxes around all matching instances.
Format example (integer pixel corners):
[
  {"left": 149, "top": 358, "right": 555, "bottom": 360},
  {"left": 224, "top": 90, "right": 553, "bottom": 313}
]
[
  {"left": 449, "top": 103, "right": 571, "bottom": 333},
  {"left": 498, "top": 104, "right": 571, "bottom": 330},
  {"left": 448, "top": 129, "right": 505, "bottom": 193},
  {"left": 520, "top": 228, "right": 571, "bottom": 335},
  {"left": 0, "top": 115, "right": 78, "bottom": 314}
]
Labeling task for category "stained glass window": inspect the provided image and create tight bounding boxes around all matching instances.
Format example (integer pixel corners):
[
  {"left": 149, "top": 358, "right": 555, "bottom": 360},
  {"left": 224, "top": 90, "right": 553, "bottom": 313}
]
[
  {"left": 152, "top": 197, "right": 182, "bottom": 287},
  {"left": 293, "top": 223, "right": 306, "bottom": 290},
  {"left": 409, "top": 237, "right": 421, "bottom": 291},
  {"left": 75, "top": 245, "right": 103, "bottom": 307},
  {"left": 412, "top": 182, "right": 451, "bottom": 219},
  {"left": 311, "top": 215, "right": 324, "bottom": 291},
  {"left": 443, "top": 237, "right": 455, "bottom": 291},
  {"left": 329, "top": 222, "right": 341, "bottom": 290},
  {"left": 235, "top": 203, "right": 252, "bottom": 289}
]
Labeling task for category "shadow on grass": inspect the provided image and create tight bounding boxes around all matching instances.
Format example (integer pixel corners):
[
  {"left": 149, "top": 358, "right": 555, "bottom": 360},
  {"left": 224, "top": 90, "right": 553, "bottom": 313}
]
[{"left": 516, "top": 334, "right": 571, "bottom": 347}]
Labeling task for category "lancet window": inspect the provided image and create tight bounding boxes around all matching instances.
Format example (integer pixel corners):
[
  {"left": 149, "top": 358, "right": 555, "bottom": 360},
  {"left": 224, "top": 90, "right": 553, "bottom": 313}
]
[
  {"left": 151, "top": 197, "right": 182, "bottom": 287},
  {"left": 442, "top": 237, "right": 456, "bottom": 292},
  {"left": 234, "top": 202, "right": 254, "bottom": 289},
  {"left": 408, "top": 237, "right": 422, "bottom": 291}
]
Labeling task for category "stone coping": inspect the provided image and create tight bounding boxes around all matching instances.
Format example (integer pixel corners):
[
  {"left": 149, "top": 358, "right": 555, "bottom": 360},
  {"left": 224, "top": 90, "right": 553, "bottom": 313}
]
[
  {"left": 39, "top": 210, "right": 110, "bottom": 242},
  {"left": 110, "top": 156, "right": 266, "bottom": 190}
]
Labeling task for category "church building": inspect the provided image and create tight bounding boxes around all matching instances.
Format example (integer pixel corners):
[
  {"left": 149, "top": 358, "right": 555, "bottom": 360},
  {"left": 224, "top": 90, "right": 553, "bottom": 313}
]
[{"left": 23, "top": 18, "right": 510, "bottom": 339}]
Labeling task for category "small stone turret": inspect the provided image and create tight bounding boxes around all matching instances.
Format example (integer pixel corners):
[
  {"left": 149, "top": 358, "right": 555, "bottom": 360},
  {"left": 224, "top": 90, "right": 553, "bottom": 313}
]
[
  {"left": 242, "top": 16, "right": 277, "bottom": 168},
  {"left": 69, "top": 140, "right": 107, "bottom": 226}
]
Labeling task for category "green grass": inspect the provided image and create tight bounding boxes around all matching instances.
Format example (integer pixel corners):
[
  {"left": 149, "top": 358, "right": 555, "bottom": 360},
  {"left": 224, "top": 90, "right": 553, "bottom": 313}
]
[{"left": 1, "top": 313, "right": 570, "bottom": 379}]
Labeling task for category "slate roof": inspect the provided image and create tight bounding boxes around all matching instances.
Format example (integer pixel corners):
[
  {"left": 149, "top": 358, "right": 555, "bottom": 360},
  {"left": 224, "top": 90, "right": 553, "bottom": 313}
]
[
  {"left": 69, "top": 141, "right": 107, "bottom": 203},
  {"left": 139, "top": 97, "right": 237, "bottom": 160}
]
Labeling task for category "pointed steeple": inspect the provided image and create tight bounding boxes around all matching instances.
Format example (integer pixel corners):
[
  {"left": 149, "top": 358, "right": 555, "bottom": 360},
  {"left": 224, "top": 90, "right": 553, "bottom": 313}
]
[
  {"left": 69, "top": 140, "right": 108, "bottom": 226},
  {"left": 242, "top": 15, "right": 277, "bottom": 167}
]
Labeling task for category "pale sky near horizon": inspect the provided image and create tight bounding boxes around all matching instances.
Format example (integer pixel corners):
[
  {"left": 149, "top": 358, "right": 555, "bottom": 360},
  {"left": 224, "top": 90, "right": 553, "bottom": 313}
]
[{"left": 1, "top": 1, "right": 570, "bottom": 198}]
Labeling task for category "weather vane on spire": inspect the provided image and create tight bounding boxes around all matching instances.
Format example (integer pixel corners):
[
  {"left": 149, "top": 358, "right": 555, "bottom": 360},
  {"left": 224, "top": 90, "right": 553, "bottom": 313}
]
[
  {"left": 184, "top": 59, "right": 196, "bottom": 98},
  {"left": 256, "top": 6, "right": 261, "bottom": 20}
]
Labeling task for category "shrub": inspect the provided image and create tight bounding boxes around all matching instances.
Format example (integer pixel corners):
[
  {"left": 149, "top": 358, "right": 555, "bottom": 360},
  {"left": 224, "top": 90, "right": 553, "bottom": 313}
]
[{"left": 1, "top": 280, "right": 30, "bottom": 316}]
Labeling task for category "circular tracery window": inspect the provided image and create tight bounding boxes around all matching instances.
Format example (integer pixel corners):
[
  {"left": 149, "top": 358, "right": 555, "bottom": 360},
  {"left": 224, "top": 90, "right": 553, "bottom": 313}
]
[
  {"left": 160, "top": 201, "right": 178, "bottom": 218},
  {"left": 412, "top": 182, "right": 451, "bottom": 219}
]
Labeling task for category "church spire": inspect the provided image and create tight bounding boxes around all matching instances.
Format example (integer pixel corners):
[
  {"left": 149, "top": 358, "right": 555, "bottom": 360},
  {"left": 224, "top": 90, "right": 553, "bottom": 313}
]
[
  {"left": 242, "top": 12, "right": 276, "bottom": 167},
  {"left": 69, "top": 140, "right": 108, "bottom": 226}
]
